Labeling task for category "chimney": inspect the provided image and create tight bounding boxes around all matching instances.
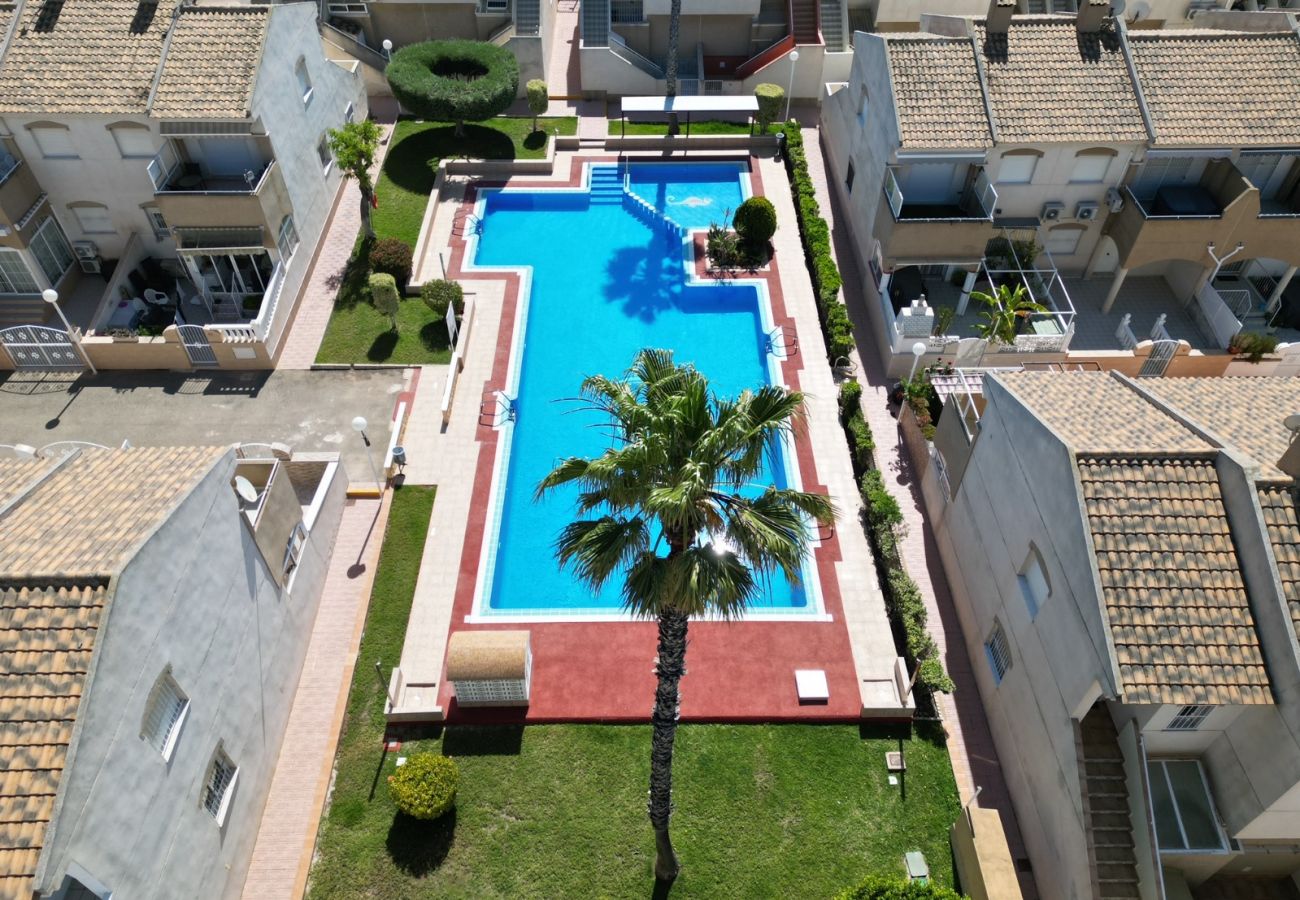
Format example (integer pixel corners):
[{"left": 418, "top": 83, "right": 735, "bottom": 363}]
[
  {"left": 1077, "top": 0, "right": 1112, "bottom": 32},
  {"left": 1278, "top": 414, "right": 1300, "bottom": 480},
  {"left": 987, "top": 0, "right": 1015, "bottom": 33}
]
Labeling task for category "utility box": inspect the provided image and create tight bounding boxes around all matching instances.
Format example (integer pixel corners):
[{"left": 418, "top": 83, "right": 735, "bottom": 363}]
[{"left": 446, "top": 630, "right": 532, "bottom": 707}]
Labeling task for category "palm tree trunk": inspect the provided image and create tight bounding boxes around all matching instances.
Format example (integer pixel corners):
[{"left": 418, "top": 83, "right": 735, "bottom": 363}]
[
  {"left": 648, "top": 607, "right": 688, "bottom": 881},
  {"left": 665, "top": 0, "right": 681, "bottom": 136}
]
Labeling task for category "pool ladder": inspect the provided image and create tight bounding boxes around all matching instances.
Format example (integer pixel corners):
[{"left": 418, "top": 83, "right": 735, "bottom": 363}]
[
  {"left": 453, "top": 210, "right": 484, "bottom": 237},
  {"left": 765, "top": 326, "right": 799, "bottom": 359},
  {"left": 479, "top": 390, "right": 517, "bottom": 427}
]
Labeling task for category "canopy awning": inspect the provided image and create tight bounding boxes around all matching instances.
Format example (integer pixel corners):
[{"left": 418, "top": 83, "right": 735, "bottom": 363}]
[{"left": 620, "top": 95, "right": 759, "bottom": 115}]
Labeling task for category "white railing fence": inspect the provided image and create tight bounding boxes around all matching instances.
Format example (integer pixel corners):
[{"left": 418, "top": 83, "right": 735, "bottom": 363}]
[{"left": 1194, "top": 282, "right": 1244, "bottom": 349}]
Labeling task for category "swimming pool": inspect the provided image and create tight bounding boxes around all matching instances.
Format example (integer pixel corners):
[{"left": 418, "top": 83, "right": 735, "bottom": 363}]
[{"left": 466, "top": 162, "right": 824, "bottom": 620}]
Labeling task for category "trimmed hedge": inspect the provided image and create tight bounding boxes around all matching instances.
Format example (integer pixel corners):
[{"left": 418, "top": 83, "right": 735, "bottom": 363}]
[
  {"left": 421, "top": 278, "right": 464, "bottom": 318},
  {"left": 369, "top": 237, "right": 413, "bottom": 288},
  {"left": 387, "top": 40, "right": 519, "bottom": 133},
  {"left": 838, "top": 379, "right": 863, "bottom": 426},
  {"left": 836, "top": 875, "right": 964, "bottom": 900},
  {"left": 388, "top": 753, "right": 459, "bottom": 820},
  {"left": 754, "top": 83, "right": 784, "bottom": 132}
]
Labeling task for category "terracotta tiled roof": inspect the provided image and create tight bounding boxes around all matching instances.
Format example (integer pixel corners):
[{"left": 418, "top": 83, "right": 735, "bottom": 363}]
[
  {"left": 151, "top": 6, "right": 269, "bottom": 120},
  {"left": 1258, "top": 484, "right": 1300, "bottom": 646},
  {"left": 0, "top": 446, "right": 225, "bottom": 581},
  {"left": 0, "top": 581, "right": 106, "bottom": 900},
  {"left": 1127, "top": 29, "right": 1300, "bottom": 148},
  {"left": 0, "top": 459, "right": 49, "bottom": 510},
  {"left": 974, "top": 16, "right": 1146, "bottom": 144},
  {"left": 886, "top": 35, "right": 993, "bottom": 150},
  {"left": 994, "top": 371, "right": 1206, "bottom": 453},
  {"left": 1145, "top": 377, "right": 1300, "bottom": 480},
  {"left": 1079, "top": 456, "right": 1271, "bottom": 706},
  {"left": 0, "top": 0, "right": 182, "bottom": 114}
]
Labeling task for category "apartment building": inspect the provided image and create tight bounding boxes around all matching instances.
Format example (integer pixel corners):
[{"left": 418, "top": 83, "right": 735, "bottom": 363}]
[
  {"left": 0, "top": 442, "right": 346, "bottom": 900},
  {"left": 0, "top": 0, "right": 365, "bottom": 372},
  {"left": 865, "top": 0, "right": 1294, "bottom": 33},
  {"left": 821, "top": 6, "right": 1300, "bottom": 377},
  {"left": 915, "top": 370, "right": 1300, "bottom": 899}
]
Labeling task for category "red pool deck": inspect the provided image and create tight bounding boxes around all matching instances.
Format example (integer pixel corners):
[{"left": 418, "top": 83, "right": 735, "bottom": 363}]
[{"left": 433, "top": 155, "right": 871, "bottom": 724}]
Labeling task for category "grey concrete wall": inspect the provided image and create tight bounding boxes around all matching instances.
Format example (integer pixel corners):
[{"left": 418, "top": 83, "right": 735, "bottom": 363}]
[
  {"left": 33, "top": 452, "right": 348, "bottom": 900},
  {"left": 253, "top": 2, "right": 366, "bottom": 358},
  {"left": 928, "top": 375, "right": 1125, "bottom": 900}
]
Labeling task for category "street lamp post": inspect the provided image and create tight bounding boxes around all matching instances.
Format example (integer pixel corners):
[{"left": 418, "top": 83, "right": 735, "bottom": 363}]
[
  {"left": 783, "top": 50, "right": 800, "bottom": 123},
  {"left": 43, "top": 288, "right": 96, "bottom": 375},
  {"left": 351, "top": 415, "right": 384, "bottom": 491},
  {"left": 908, "top": 341, "right": 927, "bottom": 382},
  {"left": 382, "top": 39, "right": 393, "bottom": 62}
]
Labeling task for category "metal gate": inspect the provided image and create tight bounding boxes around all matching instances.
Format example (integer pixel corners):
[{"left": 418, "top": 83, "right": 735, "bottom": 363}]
[
  {"left": 177, "top": 324, "right": 217, "bottom": 367},
  {"left": 1138, "top": 339, "right": 1179, "bottom": 378},
  {"left": 0, "top": 325, "right": 83, "bottom": 370}
]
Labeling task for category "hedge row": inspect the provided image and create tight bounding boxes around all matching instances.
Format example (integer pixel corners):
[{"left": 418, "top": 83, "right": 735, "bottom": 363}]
[
  {"left": 779, "top": 124, "right": 853, "bottom": 362},
  {"left": 837, "top": 382, "right": 955, "bottom": 697}
]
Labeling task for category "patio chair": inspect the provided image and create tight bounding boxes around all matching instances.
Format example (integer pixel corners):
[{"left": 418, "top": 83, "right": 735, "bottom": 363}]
[{"left": 143, "top": 288, "right": 171, "bottom": 306}]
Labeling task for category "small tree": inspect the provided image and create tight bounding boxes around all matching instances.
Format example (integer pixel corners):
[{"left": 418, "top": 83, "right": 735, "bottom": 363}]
[
  {"left": 387, "top": 40, "right": 519, "bottom": 138},
  {"left": 369, "top": 273, "right": 400, "bottom": 331},
  {"left": 328, "top": 120, "right": 382, "bottom": 241},
  {"left": 972, "top": 282, "right": 1046, "bottom": 346},
  {"left": 754, "top": 83, "right": 784, "bottom": 133},
  {"left": 526, "top": 78, "right": 548, "bottom": 133}
]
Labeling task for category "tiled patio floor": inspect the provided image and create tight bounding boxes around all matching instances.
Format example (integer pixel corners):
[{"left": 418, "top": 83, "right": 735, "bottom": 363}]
[{"left": 1065, "top": 275, "right": 1211, "bottom": 351}]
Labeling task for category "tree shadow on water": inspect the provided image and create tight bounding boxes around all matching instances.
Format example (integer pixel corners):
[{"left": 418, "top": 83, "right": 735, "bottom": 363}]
[
  {"left": 604, "top": 241, "right": 682, "bottom": 323},
  {"left": 386, "top": 808, "right": 457, "bottom": 876}
]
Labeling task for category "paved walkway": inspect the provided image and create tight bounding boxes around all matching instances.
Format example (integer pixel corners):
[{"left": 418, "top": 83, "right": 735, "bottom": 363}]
[
  {"left": 802, "top": 125, "right": 1039, "bottom": 898},
  {"left": 277, "top": 118, "right": 396, "bottom": 370},
  {"left": 240, "top": 495, "right": 388, "bottom": 900}
]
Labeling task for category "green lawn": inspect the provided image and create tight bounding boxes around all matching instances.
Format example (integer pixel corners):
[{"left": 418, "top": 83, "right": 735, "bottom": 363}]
[
  {"left": 375, "top": 116, "right": 578, "bottom": 247},
  {"left": 306, "top": 489, "right": 961, "bottom": 900},
  {"left": 619, "top": 119, "right": 757, "bottom": 136},
  {"left": 313, "top": 256, "right": 452, "bottom": 365}
]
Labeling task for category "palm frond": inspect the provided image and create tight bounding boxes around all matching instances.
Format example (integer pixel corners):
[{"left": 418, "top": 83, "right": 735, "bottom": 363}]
[{"left": 555, "top": 516, "right": 651, "bottom": 592}]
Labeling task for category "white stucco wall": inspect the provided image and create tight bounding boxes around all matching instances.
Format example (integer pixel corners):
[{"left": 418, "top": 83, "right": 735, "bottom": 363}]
[{"left": 33, "top": 452, "right": 347, "bottom": 900}]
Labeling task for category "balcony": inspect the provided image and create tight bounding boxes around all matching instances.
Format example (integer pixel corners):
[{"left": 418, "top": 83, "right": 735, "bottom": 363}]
[
  {"left": 0, "top": 144, "right": 41, "bottom": 234},
  {"left": 874, "top": 164, "right": 998, "bottom": 265},
  {"left": 147, "top": 139, "right": 286, "bottom": 234}
]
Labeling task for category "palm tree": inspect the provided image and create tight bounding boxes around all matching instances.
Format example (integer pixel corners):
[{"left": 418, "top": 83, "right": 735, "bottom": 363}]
[
  {"left": 664, "top": 0, "right": 682, "bottom": 135},
  {"left": 536, "top": 349, "right": 834, "bottom": 882},
  {"left": 971, "top": 282, "right": 1047, "bottom": 346}
]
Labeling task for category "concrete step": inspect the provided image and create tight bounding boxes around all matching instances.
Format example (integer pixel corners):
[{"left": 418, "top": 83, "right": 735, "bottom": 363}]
[
  {"left": 1091, "top": 812, "right": 1133, "bottom": 832},
  {"left": 1088, "top": 794, "right": 1130, "bottom": 814},
  {"left": 1094, "top": 844, "right": 1137, "bottom": 864},
  {"left": 1098, "top": 881, "right": 1142, "bottom": 900},
  {"left": 1085, "top": 759, "right": 1126, "bottom": 780}
]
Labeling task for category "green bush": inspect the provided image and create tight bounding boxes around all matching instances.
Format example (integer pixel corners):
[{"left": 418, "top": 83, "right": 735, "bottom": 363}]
[
  {"left": 844, "top": 412, "right": 875, "bottom": 474},
  {"left": 1229, "top": 330, "right": 1279, "bottom": 363},
  {"left": 860, "top": 469, "right": 902, "bottom": 530},
  {"left": 826, "top": 304, "right": 855, "bottom": 362},
  {"left": 420, "top": 279, "right": 464, "bottom": 318},
  {"left": 386, "top": 40, "right": 519, "bottom": 136},
  {"left": 369, "top": 272, "right": 400, "bottom": 329},
  {"left": 754, "top": 83, "right": 784, "bottom": 133},
  {"left": 836, "top": 874, "right": 964, "bottom": 900},
  {"left": 733, "top": 196, "right": 777, "bottom": 246},
  {"left": 838, "top": 379, "right": 863, "bottom": 425},
  {"left": 526, "top": 78, "right": 548, "bottom": 131},
  {"left": 369, "top": 237, "right": 413, "bottom": 288},
  {"left": 388, "top": 753, "right": 459, "bottom": 820}
]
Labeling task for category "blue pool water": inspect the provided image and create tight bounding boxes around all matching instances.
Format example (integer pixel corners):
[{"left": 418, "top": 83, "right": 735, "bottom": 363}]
[{"left": 470, "top": 162, "right": 816, "bottom": 616}]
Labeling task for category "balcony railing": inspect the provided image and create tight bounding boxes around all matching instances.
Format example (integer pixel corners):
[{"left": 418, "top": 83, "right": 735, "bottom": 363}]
[
  {"left": 147, "top": 141, "right": 275, "bottom": 195},
  {"left": 1124, "top": 185, "right": 1223, "bottom": 220},
  {"left": 883, "top": 165, "right": 997, "bottom": 223},
  {"left": 0, "top": 152, "right": 21, "bottom": 188}
]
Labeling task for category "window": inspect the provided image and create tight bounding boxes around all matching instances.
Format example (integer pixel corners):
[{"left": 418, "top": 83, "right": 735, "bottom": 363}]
[
  {"left": 344, "top": 101, "right": 356, "bottom": 124},
  {"left": 1045, "top": 225, "right": 1085, "bottom": 257},
  {"left": 202, "top": 747, "right": 239, "bottom": 825},
  {"left": 1133, "top": 156, "right": 1195, "bottom": 200},
  {"left": 277, "top": 215, "right": 299, "bottom": 260},
  {"left": 984, "top": 621, "right": 1011, "bottom": 684},
  {"left": 0, "top": 249, "right": 39, "bottom": 294},
  {"left": 284, "top": 521, "right": 307, "bottom": 577},
  {"left": 1017, "top": 547, "right": 1049, "bottom": 619},
  {"left": 1166, "top": 704, "right": 1213, "bottom": 732},
  {"left": 857, "top": 85, "right": 869, "bottom": 123},
  {"left": 1147, "top": 759, "right": 1226, "bottom": 852},
  {"left": 998, "top": 151, "right": 1039, "bottom": 185},
  {"left": 30, "top": 217, "right": 74, "bottom": 284},
  {"left": 108, "top": 123, "right": 155, "bottom": 159},
  {"left": 141, "top": 670, "right": 188, "bottom": 760},
  {"left": 316, "top": 133, "right": 332, "bottom": 173},
  {"left": 845, "top": 160, "right": 855, "bottom": 192},
  {"left": 295, "top": 57, "right": 313, "bottom": 106},
  {"left": 144, "top": 206, "right": 168, "bottom": 240},
  {"left": 70, "top": 204, "right": 114, "bottom": 235},
  {"left": 1070, "top": 149, "right": 1114, "bottom": 184},
  {"left": 29, "top": 124, "right": 77, "bottom": 159}
]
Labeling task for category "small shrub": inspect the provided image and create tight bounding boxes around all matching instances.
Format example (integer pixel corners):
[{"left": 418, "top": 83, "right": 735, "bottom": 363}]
[
  {"left": 845, "top": 412, "right": 875, "bottom": 475},
  {"left": 733, "top": 196, "right": 777, "bottom": 246},
  {"left": 933, "top": 305, "right": 956, "bottom": 335},
  {"left": 837, "top": 874, "right": 963, "bottom": 900},
  {"left": 369, "top": 272, "right": 400, "bottom": 330},
  {"left": 420, "top": 278, "right": 464, "bottom": 318},
  {"left": 706, "top": 222, "right": 741, "bottom": 271},
  {"left": 838, "top": 379, "right": 863, "bottom": 425},
  {"left": 526, "top": 78, "right": 548, "bottom": 131},
  {"left": 369, "top": 237, "right": 413, "bottom": 288},
  {"left": 754, "top": 83, "right": 784, "bottom": 133},
  {"left": 826, "top": 304, "right": 855, "bottom": 362},
  {"left": 387, "top": 753, "right": 459, "bottom": 820},
  {"left": 860, "top": 469, "right": 902, "bottom": 530},
  {"left": 1228, "top": 330, "right": 1279, "bottom": 363}
]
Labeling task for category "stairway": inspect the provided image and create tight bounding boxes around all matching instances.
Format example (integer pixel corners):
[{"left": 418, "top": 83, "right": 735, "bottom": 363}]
[
  {"left": 589, "top": 165, "right": 623, "bottom": 205},
  {"left": 0, "top": 297, "right": 50, "bottom": 328},
  {"left": 791, "top": 0, "right": 820, "bottom": 44},
  {"left": 820, "top": 0, "right": 844, "bottom": 50},
  {"left": 1079, "top": 707, "right": 1141, "bottom": 900}
]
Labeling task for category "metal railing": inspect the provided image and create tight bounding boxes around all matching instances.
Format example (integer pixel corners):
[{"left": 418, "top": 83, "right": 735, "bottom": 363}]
[
  {"left": 1123, "top": 185, "right": 1223, "bottom": 220},
  {"left": 320, "top": 21, "right": 391, "bottom": 72},
  {"left": 883, "top": 165, "right": 996, "bottom": 222},
  {"left": 609, "top": 31, "right": 664, "bottom": 78},
  {"left": 207, "top": 261, "right": 286, "bottom": 344},
  {"left": 0, "top": 153, "right": 20, "bottom": 187}
]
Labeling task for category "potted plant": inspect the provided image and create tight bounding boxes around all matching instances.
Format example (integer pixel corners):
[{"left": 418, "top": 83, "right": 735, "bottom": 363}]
[{"left": 971, "top": 282, "right": 1046, "bottom": 346}]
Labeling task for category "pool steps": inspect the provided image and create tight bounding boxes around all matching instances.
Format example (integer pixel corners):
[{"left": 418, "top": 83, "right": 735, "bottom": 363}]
[{"left": 588, "top": 165, "right": 687, "bottom": 241}]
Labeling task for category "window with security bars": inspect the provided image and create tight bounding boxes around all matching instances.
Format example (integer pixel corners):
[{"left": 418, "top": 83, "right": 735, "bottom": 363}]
[
  {"left": 0, "top": 249, "right": 39, "bottom": 295},
  {"left": 202, "top": 749, "right": 238, "bottom": 824},
  {"left": 984, "top": 621, "right": 1011, "bottom": 684},
  {"left": 141, "top": 671, "right": 188, "bottom": 759},
  {"left": 1165, "top": 705, "right": 1213, "bottom": 732}
]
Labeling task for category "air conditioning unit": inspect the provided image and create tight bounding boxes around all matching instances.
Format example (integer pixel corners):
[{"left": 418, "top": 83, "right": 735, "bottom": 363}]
[
  {"left": 78, "top": 257, "right": 101, "bottom": 275},
  {"left": 1105, "top": 186, "right": 1125, "bottom": 213},
  {"left": 72, "top": 240, "right": 98, "bottom": 260},
  {"left": 1041, "top": 201, "right": 1065, "bottom": 222},
  {"left": 1075, "top": 201, "right": 1100, "bottom": 221}
]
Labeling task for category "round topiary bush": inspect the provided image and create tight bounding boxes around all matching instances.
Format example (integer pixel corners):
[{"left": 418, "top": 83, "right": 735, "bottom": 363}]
[
  {"left": 388, "top": 753, "right": 459, "bottom": 820},
  {"left": 387, "top": 40, "right": 519, "bottom": 137},
  {"left": 369, "top": 237, "right": 413, "bottom": 288},
  {"left": 754, "top": 83, "right": 785, "bottom": 133},
  {"left": 835, "top": 875, "right": 962, "bottom": 900},
  {"left": 733, "top": 196, "right": 777, "bottom": 246},
  {"left": 421, "top": 279, "right": 464, "bottom": 318}
]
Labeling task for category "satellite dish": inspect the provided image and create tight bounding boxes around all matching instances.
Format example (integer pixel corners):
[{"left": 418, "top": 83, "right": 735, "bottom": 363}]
[
  {"left": 1285, "top": 414, "right": 1300, "bottom": 433},
  {"left": 234, "top": 475, "right": 259, "bottom": 505},
  {"left": 1126, "top": 0, "right": 1151, "bottom": 20}
]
